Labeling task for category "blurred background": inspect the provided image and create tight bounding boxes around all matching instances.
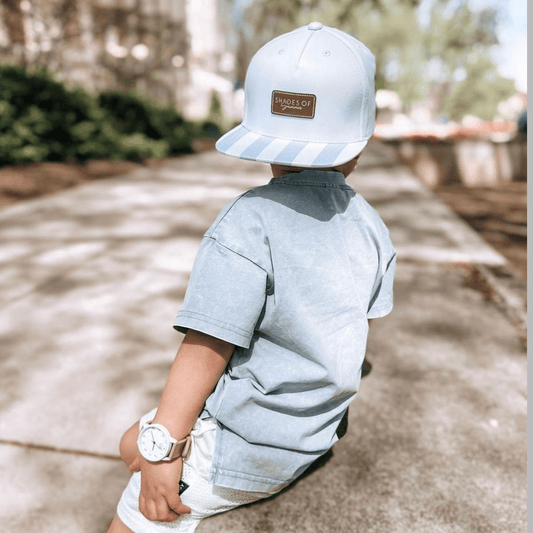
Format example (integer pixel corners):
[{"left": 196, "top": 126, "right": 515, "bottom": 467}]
[
  {"left": 0, "top": 0, "right": 527, "bottom": 278},
  {"left": 0, "top": 6, "right": 526, "bottom": 531}
]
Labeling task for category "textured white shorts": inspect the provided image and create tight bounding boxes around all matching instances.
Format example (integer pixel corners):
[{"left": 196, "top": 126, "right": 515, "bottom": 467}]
[{"left": 117, "top": 413, "right": 273, "bottom": 533}]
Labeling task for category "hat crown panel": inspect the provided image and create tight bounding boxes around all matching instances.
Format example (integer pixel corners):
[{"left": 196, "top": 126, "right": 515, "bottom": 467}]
[{"left": 243, "top": 25, "right": 375, "bottom": 143}]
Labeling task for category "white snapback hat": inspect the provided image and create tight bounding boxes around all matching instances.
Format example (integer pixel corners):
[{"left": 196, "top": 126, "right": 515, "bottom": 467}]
[{"left": 216, "top": 22, "right": 376, "bottom": 168}]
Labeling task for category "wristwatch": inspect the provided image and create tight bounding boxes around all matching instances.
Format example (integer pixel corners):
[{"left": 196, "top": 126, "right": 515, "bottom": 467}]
[{"left": 137, "top": 409, "right": 191, "bottom": 463}]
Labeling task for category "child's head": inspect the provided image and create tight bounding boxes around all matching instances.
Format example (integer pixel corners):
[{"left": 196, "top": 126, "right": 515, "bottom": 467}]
[{"left": 216, "top": 22, "right": 376, "bottom": 171}]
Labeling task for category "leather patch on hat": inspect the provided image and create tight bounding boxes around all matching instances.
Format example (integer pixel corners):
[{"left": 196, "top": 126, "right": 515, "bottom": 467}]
[{"left": 271, "top": 90, "right": 316, "bottom": 119}]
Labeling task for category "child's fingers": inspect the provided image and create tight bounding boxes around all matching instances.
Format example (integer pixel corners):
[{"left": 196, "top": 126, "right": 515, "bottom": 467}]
[
  {"left": 155, "top": 498, "right": 181, "bottom": 522},
  {"left": 128, "top": 456, "right": 141, "bottom": 473},
  {"left": 139, "top": 493, "right": 155, "bottom": 521},
  {"left": 163, "top": 509, "right": 182, "bottom": 522},
  {"left": 139, "top": 495, "right": 183, "bottom": 523},
  {"left": 167, "top": 493, "right": 192, "bottom": 516},
  {"left": 139, "top": 495, "right": 169, "bottom": 522}
]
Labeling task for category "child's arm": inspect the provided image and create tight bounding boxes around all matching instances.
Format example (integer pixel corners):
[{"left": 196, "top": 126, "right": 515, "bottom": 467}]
[
  {"left": 119, "top": 420, "right": 142, "bottom": 472},
  {"left": 137, "top": 329, "right": 235, "bottom": 523}
]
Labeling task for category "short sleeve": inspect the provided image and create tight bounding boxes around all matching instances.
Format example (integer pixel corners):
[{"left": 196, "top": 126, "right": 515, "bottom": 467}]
[
  {"left": 174, "top": 237, "right": 267, "bottom": 348},
  {"left": 367, "top": 252, "right": 396, "bottom": 319}
]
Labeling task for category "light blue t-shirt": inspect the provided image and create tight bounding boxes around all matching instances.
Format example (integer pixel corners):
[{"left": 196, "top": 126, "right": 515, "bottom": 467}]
[{"left": 174, "top": 169, "right": 396, "bottom": 492}]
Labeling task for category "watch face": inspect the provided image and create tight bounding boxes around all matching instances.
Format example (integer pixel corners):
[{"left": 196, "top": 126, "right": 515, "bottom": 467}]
[{"left": 138, "top": 425, "right": 170, "bottom": 462}]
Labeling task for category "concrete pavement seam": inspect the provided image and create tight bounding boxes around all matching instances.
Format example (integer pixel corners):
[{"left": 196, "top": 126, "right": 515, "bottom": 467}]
[
  {"left": 0, "top": 438, "right": 121, "bottom": 462},
  {"left": 474, "top": 264, "right": 527, "bottom": 339}
]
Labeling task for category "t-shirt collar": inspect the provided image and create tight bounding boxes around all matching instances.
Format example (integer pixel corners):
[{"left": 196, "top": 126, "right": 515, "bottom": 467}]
[{"left": 270, "top": 169, "right": 347, "bottom": 188}]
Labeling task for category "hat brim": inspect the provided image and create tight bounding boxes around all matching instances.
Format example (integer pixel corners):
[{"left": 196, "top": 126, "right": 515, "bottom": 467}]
[{"left": 216, "top": 125, "right": 367, "bottom": 168}]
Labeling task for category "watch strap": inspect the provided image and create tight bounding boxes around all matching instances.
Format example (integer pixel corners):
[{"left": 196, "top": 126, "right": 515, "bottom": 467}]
[
  {"left": 139, "top": 408, "right": 158, "bottom": 431},
  {"left": 167, "top": 434, "right": 192, "bottom": 461}
]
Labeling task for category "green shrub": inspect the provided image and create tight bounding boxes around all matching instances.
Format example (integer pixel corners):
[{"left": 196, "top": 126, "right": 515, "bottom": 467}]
[
  {"left": 192, "top": 119, "right": 224, "bottom": 139},
  {"left": 150, "top": 106, "right": 194, "bottom": 155},
  {"left": 97, "top": 91, "right": 162, "bottom": 138},
  {"left": 0, "top": 65, "right": 128, "bottom": 165},
  {"left": 97, "top": 91, "right": 193, "bottom": 155},
  {"left": 0, "top": 66, "right": 193, "bottom": 166},
  {"left": 119, "top": 133, "right": 170, "bottom": 161}
]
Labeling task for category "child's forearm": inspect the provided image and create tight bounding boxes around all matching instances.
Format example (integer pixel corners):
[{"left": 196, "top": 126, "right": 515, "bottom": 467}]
[{"left": 152, "top": 329, "right": 234, "bottom": 440}]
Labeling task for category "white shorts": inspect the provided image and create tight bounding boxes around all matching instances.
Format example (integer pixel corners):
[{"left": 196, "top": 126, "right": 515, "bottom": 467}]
[{"left": 117, "top": 412, "right": 274, "bottom": 533}]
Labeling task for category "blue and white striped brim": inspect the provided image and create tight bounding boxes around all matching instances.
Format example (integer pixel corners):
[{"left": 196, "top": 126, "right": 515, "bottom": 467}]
[{"left": 216, "top": 125, "right": 368, "bottom": 168}]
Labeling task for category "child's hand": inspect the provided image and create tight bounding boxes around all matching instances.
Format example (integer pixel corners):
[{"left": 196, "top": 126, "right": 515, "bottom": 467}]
[
  {"left": 139, "top": 457, "right": 191, "bottom": 522},
  {"left": 119, "top": 421, "right": 190, "bottom": 521}
]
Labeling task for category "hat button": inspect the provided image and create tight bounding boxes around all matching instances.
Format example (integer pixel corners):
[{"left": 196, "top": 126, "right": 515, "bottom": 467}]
[{"left": 308, "top": 21, "right": 323, "bottom": 30}]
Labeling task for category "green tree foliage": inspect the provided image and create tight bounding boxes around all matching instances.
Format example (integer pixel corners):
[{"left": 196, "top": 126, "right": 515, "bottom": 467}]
[
  {"left": 331, "top": 0, "right": 426, "bottom": 105},
  {"left": 243, "top": 0, "right": 517, "bottom": 120},
  {"left": 441, "top": 54, "right": 516, "bottom": 121},
  {"left": 242, "top": 0, "right": 425, "bottom": 105},
  {"left": 421, "top": 1, "right": 514, "bottom": 119}
]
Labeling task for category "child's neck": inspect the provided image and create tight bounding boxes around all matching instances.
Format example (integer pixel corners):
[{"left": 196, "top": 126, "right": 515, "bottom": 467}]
[
  {"left": 270, "top": 160, "right": 358, "bottom": 179},
  {"left": 271, "top": 165, "right": 311, "bottom": 178}
]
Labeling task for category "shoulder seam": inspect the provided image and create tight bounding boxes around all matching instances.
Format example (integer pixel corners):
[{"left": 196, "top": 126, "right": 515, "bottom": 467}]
[
  {"left": 205, "top": 236, "right": 269, "bottom": 276},
  {"left": 208, "top": 191, "right": 253, "bottom": 236}
]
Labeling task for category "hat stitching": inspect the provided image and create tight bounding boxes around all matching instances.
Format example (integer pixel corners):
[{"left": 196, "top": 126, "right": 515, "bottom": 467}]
[
  {"left": 322, "top": 27, "right": 369, "bottom": 136},
  {"left": 295, "top": 29, "right": 316, "bottom": 68},
  {"left": 227, "top": 124, "right": 367, "bottom": 144}
]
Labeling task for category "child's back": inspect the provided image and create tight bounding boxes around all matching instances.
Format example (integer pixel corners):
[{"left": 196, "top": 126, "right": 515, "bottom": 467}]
[{"left": 175, "top": 169, "right": 395, "bottom": 491}]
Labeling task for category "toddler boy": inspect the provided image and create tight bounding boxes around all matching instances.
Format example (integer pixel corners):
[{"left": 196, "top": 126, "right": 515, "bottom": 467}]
[{"left": 107, "top": 22, "right": 396, "bottom": 533}]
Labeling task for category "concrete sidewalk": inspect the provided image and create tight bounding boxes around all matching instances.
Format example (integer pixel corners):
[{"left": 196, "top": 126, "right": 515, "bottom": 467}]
[{"left": 0, "top": 141, "right": 526, "bottom": 533}]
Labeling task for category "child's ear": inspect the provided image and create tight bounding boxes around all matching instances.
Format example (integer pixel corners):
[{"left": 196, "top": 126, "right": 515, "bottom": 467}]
[{"left": 335, "top": 155, "right": 360, "bottom": 177}]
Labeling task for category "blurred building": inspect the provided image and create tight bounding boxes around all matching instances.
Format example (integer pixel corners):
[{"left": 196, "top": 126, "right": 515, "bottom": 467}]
[
  {"left": 375, "top": 89, "right": 402, "bottom": 125},
  {"left": 497, "top": 92, "right": 528, "bottom": 121},
  {"left": 374, "top": 86, "right": 526, "bottom": 142},
  {"left": 0, "top": 0, "right": 241, "bottom": 119},
  {"left": 184, "top": 0, "right": 241, "bottom": 122}
]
